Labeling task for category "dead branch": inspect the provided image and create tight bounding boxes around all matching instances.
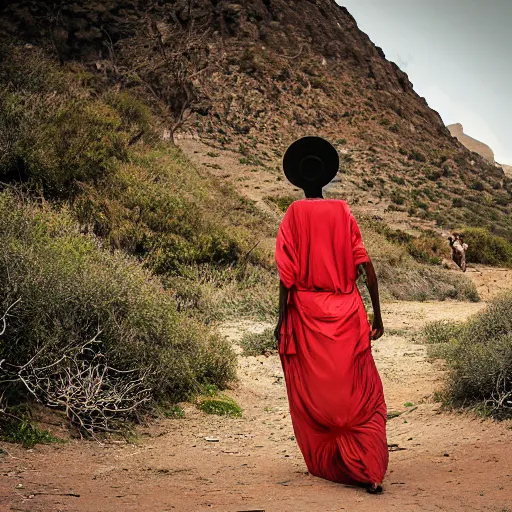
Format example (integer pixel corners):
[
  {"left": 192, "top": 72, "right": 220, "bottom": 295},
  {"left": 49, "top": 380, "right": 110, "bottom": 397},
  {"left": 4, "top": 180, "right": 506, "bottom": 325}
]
[
  {"left": 278, "top": 44, "right": 305, "bottom": 60},
  {"left": 112, "top": 11, "right": 219, "bottom": 144},
  {"left": 1, "top": 329, "right": 151, "bottom": 437},
  {"left": 0, "top": 298, "right": 21, "bottom": 337}
]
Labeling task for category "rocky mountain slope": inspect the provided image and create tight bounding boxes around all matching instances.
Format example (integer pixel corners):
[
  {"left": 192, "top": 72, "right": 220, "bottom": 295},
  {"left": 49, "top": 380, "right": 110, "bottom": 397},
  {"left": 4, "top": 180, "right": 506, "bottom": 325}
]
[
  {"left": 1, "top": 0, "right": 510, "bottom": 239},
  {"left": 447, "top": 123, "right": 495, "bottom": 162}
]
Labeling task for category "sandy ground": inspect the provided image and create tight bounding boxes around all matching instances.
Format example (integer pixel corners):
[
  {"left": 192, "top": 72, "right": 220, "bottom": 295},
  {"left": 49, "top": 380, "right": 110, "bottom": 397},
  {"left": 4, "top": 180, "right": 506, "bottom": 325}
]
[{"left": 2, "top": 296, "right": 512, "bottom": 512}]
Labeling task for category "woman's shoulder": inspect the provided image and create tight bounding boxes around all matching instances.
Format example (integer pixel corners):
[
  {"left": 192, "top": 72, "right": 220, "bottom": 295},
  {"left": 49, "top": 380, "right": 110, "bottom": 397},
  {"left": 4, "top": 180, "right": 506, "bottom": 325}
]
[
  {"left": 293, "top": 198, "right": 349, "bottom": 206},
  {"left": 290, "top": 199, "right": 351, "bottom": 215}
]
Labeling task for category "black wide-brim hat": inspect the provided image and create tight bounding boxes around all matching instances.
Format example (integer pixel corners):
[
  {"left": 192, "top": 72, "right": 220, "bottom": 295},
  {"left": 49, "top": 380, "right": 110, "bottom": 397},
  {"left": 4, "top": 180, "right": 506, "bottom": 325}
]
[{"left": 283, "top": 136, "right": 339, "bottom": 189}]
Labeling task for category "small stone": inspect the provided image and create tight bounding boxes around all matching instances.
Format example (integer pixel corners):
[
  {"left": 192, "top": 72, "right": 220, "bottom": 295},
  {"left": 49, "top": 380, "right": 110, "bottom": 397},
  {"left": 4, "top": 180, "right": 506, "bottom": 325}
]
[{"left": 443, "top": 453, "right": 450, "bottom": 457}]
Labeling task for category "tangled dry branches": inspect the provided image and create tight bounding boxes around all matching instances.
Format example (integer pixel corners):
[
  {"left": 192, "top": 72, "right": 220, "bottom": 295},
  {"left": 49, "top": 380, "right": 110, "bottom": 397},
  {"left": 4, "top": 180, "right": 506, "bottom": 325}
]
[
  {"left": 1, "top": 327, "right": 151, "bottom": 437},
  {"left": 485, "top": 369, "right": 512, "bottom": 417},
  {"left": 112, "top": 10, "right": 217, "bottom": 144}
]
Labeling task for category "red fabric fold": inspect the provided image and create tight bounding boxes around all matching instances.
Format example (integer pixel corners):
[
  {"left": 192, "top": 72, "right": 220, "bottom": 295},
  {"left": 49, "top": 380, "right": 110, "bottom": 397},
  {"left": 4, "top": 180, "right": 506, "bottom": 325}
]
[{"left": 275, "top": 199, "right": 388, "bottom": 485}]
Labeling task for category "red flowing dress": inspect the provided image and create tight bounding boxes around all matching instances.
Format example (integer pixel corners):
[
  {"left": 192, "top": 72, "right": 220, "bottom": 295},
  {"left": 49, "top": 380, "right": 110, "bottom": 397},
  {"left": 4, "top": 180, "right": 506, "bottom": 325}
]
[{"left": 275, "top": 199, "right": 388, "bottom": 485}]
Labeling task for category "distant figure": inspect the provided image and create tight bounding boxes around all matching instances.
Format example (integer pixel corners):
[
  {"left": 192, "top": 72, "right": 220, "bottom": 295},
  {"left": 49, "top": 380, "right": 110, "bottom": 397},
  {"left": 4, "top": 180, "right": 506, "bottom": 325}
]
[
  {"left": 448, "top": 233, "right": 468, "bottom": 272},
  {"left": 275, "top": 137, "right": 387, "bottom": 494}
]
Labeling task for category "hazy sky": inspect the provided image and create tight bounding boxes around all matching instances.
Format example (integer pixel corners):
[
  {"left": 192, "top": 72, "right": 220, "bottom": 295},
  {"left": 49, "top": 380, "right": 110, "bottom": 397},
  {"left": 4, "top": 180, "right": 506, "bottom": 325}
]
[{"left": 338, "top": 0, "right": 512, "bottom": 164}]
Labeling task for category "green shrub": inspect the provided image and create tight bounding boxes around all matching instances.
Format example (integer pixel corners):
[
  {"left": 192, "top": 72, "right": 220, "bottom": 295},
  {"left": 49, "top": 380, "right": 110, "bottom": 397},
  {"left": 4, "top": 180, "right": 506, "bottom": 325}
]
[
  {"left": 461, "top": 228, "right": 512, "bottom": 266},
  {"left": 0, "top": 193, "right": 237, "bottom": 434},
  {"left": 240, "top": 155, "right": 264, "bottom": 166},
  {"left": 390, "top": 176, "right": 406, "bottom": 186},
  {"left": 0, "top": 46, "right": 130, "bottom": 198},
  {"left": 406, "top": 235, "right": 450, "bottom": 265},
  {"left": 74, "top": 148, "right": 273, "bottom": 274},
  {"left": 197, "top": 395, "right": 242, "bottom": 417},
  {"left": 427, "top": 170, "right": 442, "bottom": 181},
  {"left": 409, "top": 150, "right": 426, "bottom": 162},
  {"left": 18, "top": 101, "right": 127, "bottom": 197},
  {"left": 471, "top": 180, "right": 485, "bottom": 191},
  {"left": 162, "top": 405, "right": 186, "bottom": 419},
  {"left": 265, "top": 194, "right": 299, "bottom": 212},
  {"left": 390, "top": 190, "right": 406, "bottom": 205},
  {"left": 240, "top": 328, "right": 276, "bottom": 356},
  {"left": 0, "top": 417, "right": 61, "bottom": 449},
  {"left": 423, "top": 320, "right": 466, "bottom": 358},
  {"left": 105, "top": 91, "right": 157, "bottom": 142},
  {"left": 424, "top": 293, "right": 512, "bottom": 418},
  {"left": 359, "top": 218, "right": 480, "bottom": 303}
]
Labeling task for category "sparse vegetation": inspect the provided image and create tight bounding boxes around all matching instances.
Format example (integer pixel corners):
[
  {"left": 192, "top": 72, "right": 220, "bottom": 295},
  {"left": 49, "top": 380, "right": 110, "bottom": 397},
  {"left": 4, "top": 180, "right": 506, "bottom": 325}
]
[
  {"left": 240, "top": 155, "right": 264, "bottom": 166},
  {"left": 408, "top": 150, "right": 427, "bottom": 163},
  {"left": 265, "top": 194, "right": 299, "bottom": 212}
]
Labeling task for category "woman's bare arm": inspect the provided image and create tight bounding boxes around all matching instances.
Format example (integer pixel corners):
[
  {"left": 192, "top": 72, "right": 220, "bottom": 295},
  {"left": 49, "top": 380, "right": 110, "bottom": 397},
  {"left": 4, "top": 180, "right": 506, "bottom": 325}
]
[
  {"left": 274, "top": 281, "right": 289, "bottom": 343},
  {"left": 359, "top": 259, "right": 384, "bottom": 340}
]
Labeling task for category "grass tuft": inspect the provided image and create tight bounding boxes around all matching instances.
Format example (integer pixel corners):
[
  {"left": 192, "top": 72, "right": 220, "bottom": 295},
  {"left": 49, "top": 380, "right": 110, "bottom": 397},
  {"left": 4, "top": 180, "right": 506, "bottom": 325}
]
[
  {"left": 0, "top": 417, "right": 62, "bottom": 449},
  {"left": 162, "top": 405, "right": 186, "bottom": 419},
  {"left": 240, "top": 328, "right": 276, "bottom": 356}
]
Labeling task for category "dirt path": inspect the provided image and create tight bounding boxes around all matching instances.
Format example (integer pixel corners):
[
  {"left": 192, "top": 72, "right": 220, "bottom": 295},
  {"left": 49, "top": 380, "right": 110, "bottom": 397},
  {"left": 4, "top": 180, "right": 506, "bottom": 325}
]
[
  {"left": 467, "top": 266, "right": 512, "bottom": 302},
  {"left": 2, "top": 300, "right": 512, "bottom": 512}
]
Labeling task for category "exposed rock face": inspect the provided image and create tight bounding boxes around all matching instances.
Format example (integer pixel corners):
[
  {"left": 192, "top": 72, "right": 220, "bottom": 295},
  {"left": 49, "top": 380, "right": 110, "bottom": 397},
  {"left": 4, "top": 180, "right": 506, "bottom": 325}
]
[
  {"left": 502, "top": 165, "right": 512, "bottom": 177},
  {"left": 0, "top": 0, "right": 455, "bottom": 149},
  {"left": 447, "top": 123, "right": 495, "bottom": 162}
]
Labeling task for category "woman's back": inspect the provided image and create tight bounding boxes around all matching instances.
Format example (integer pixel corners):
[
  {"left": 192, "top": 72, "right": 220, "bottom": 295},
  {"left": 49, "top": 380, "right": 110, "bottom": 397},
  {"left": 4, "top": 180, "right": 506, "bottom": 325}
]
[{"left": 276, "top": 199, "right": 368, "bottom": 294}]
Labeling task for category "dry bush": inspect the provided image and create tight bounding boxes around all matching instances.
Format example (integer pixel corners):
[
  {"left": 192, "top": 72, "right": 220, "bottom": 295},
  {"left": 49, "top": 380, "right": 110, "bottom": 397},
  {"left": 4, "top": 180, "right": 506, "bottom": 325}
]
[
  {"left": 165, "top": 263, "right": 279, "bottom": 323},
  {"left": 0, "top": 44, "right": 154, "bottom": 198},
  {"left": 113, "top": 10, "right": 216, "bottom": 144},
  {"left": 423, "top": 293, "right": 512, "bottom": 418},
  {"left": 0, "top": 193, "right": 236, "bottom": 435}
]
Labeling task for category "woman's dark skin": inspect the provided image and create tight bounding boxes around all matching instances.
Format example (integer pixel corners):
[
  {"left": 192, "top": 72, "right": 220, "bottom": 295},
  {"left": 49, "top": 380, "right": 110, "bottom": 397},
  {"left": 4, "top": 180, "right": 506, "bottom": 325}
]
[{"left": 274, "top": 187, "right": 385, "bottom": 345}]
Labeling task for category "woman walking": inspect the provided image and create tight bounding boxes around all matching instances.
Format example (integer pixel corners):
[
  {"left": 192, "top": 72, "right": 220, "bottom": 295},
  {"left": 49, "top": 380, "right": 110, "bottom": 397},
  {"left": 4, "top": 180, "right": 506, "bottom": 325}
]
[{"left": 275, "top": 137, "right": 388, "bottom": 494}]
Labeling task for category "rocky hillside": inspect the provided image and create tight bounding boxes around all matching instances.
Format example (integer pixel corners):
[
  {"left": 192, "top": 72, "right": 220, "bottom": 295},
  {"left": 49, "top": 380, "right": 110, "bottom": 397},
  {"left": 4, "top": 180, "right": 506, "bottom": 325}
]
[
  {"left": 1, "top": 0, "right": 510, "bottom": 239},
  {"left": 447, "top": 123, "right": 495, "bottom": 162}
]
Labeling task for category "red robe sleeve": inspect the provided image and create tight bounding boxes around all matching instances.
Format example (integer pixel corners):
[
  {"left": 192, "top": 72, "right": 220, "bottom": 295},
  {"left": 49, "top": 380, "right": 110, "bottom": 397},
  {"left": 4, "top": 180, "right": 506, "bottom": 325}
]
[
  {"left": 275, "top": 204, "right": 298, "bottom": 289},
  {"left": 349, "top": 211, "right": 370, "bottom": 266}
]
